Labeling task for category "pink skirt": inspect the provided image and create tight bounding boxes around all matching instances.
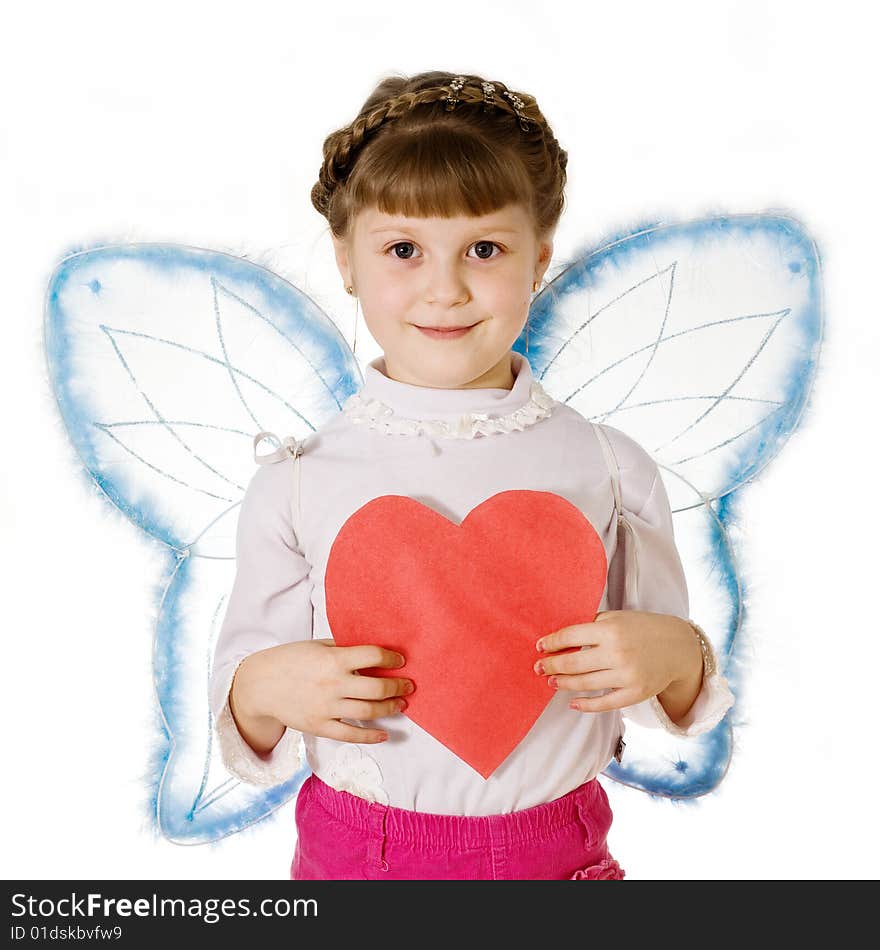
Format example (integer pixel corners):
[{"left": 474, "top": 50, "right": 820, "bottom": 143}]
[{"left": 290, "top": 772, "right": 625, "bottom": 881}]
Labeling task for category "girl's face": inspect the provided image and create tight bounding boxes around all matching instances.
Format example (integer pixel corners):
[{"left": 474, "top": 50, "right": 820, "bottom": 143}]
[{"left": 332, "top": 203, "right": 554, "bottom": 389}]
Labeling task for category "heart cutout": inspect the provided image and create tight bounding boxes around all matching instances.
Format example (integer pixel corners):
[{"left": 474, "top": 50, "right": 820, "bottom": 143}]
[{"left": 325, "top": 490, "right": 607, "bottom": 778}]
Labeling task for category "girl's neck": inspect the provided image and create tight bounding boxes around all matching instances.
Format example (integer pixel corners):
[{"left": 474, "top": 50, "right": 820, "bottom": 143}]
[{"left": 382, "top": 352, "right": 515, "bottom": 391}]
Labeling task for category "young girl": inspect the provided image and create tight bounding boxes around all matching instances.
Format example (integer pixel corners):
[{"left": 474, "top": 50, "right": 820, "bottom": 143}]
[{"left": 209, "top": 70, "right": 735, "bottom": 880}]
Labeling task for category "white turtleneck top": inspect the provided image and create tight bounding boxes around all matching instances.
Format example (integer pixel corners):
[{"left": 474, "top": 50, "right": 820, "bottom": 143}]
[{"left": 209, "top": 352, "right": 735, "bottom": 815}]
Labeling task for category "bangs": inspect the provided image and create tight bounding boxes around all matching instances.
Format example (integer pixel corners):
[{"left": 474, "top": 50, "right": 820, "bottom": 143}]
[{"left": 344, "top": 124, "right": 534, "bottom": 223}]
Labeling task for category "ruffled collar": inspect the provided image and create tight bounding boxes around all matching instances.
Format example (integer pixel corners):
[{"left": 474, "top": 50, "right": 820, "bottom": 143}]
[{"left": 341, "top": 351, "right": 556, "bottom": 439}]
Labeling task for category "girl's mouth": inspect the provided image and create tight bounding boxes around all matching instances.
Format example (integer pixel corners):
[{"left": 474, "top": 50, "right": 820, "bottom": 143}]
[{"left": 415, "top": 323, "right": 478, "bottom": 340}]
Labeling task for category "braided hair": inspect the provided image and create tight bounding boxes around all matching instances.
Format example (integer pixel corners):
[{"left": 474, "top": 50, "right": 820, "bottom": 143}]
[{"left": 311, "top": 70, "right": 568, "bottom": 241}]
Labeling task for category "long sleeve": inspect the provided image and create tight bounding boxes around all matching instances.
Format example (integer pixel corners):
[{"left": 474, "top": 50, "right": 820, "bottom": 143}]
[
  {"left": 600, "top": 424, "right": 735, "bottom": 737},
  {"left": 209, "top": 456, "right": 314, "bottom": 787}
]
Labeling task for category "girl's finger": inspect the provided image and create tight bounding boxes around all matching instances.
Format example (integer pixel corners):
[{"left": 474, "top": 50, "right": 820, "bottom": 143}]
[
  {"left": 336, "top": 696, "right": 408, "bottom": 722},
  {"left": 567, "top": 688, "right": 638, "bottom": 714},
  {"left": 320, "top": 718, "right": 390, "bottom": 744},
  {"left": 340, "top": 644, "right": 406, "bottom": 672},
  {"left": 537, "top": 623, "right": 602, "bottom": 655},
  {"left": 535, "top": 646, "right": 611, "bottom": 677},
  {"left": 549, "top": 669, "right": 620, "bottom": 693},
  {"left": 346, "top": 674, "right": 415, "bottom": 701}
]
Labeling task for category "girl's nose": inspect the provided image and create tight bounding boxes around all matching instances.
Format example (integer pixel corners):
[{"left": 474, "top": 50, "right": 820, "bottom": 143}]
[{"left": 424, "top": 265, "right": 469, "bottom": 306}]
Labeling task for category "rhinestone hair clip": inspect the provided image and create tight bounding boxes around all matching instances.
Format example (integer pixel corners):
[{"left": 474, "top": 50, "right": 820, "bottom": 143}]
[
  {"left": 501, "top": 90, "right": 531, "bottom": 131},
  {"left": 444, "top": 75, "right": 467, "bottom": 111},
  {"left": 481, "top": 81, "right": 496, "bottom": 112}
]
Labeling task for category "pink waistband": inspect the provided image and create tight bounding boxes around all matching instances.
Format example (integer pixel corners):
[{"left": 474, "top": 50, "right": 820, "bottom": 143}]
[{"left": 305, "top": 773, "right": 606, "bottom": 850}]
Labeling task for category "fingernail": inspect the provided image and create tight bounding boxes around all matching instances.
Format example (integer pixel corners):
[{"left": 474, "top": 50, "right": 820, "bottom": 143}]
[
  {"left": 404, "top": 681, "right": 415, "bottom": 694},
  {"left": 398, "top": 699, "right": 408, "bottom": 711},
  {"left": 376, "top": 733, "right": 388, "bottom": 741},
  {"left": 548, "top": 675, "right": 559, "bottom": 689},
  {"left": 534, "top": 660, "right": 545, "bottom": 675},
  {"left": 536, "top": 640, "right": 545, "bottom": 653}
]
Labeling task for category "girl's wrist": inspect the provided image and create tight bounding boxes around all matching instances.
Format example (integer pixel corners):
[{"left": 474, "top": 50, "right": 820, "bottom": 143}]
[
  {"left": 229, "top": 655, "right": 287, "bottom": 755},
  {"left": 655, "top": 620, "right": 705, "bottom": 724},
  {"left": 231, "top": 653, "right": 273, "bottom": 723},
  {"left": 667, "top": 618, "right": 706, "bottom": 691}
]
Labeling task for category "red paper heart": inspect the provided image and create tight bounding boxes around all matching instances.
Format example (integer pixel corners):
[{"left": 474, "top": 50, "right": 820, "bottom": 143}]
[{"left": 324, "top": 490, "right": 607, "bottom": 778}]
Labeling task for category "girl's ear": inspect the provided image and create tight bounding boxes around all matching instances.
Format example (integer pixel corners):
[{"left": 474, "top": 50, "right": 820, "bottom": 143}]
[
  {"left": 536, "top": 237, "right": 554, "bottom": 283},
  {"left": 331, "top": 233, "right": 352, "bottom": 287}
]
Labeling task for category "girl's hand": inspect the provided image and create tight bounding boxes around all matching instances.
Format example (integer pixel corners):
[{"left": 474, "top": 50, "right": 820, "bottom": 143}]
[
  {"left": 534, "top": 610, "right": 703, "bottom": 714},
  {"left": 232, "top": 639, "right": 414, "bottom": 744}
]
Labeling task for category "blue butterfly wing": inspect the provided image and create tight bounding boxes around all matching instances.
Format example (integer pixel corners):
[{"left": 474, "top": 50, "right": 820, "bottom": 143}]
[
  {"left": 150, "top": 552, "right": 312, "bottom": 843},
  {"left": 518, "top": 213, "right": 823, "bottom": 798},
  {"left": 45, "top": 243, "right": 359, "bottom": 840}
]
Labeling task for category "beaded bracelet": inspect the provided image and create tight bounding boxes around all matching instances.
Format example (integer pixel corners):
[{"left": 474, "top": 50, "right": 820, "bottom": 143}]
[{"left": 686, "top": 620, "right": 717, "bottom": 678}]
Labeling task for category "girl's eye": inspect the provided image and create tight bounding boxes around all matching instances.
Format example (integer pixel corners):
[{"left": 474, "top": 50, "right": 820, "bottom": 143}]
[
  {"left": 469, "top": 241, "right": 502, "bottom": 260},
  {"left": 387, "top": 241, "right": 503, "bottom": 261},
  {"left": 389, "top": 242, "right": 419, "bottom": 260}
]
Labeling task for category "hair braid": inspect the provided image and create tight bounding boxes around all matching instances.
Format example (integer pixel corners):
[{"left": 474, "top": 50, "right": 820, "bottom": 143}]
[{"left": 311, "top": 71, "right": 567, "bottom": 239}]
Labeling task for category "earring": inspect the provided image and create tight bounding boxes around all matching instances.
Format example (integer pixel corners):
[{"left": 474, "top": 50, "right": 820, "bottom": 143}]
[
  {"left": 527, "top": 281, "right": 540, "bottom": 354},
  {"left": 345, "top": 284, "right": 357, "bottom": 356},
  {"left": 344, "top": 285, "right": 358, "bottom": 354}
]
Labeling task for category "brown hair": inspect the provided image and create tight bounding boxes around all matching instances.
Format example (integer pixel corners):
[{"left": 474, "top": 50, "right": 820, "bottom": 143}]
[{"left": 311, "top": 70, "right": 568, "bottom": 242}]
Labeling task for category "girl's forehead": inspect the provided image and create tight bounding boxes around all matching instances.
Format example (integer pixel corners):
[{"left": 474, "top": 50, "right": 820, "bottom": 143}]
[{"left": 356, "top": 203, "right": 531, "bottom": 235}]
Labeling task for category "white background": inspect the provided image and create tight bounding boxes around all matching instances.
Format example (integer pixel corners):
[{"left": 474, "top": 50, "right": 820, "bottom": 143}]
[{"left": 2, "top": 0, "right": 878, "bottom": 880}]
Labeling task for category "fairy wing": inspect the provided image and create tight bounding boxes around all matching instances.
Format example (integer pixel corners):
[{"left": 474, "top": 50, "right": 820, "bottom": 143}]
[
  {"left": 45, "top": 242, "right": 360, "bottom": 842},
  {"left": 520, "top": 213, "right": 823, "bottom": 798}
]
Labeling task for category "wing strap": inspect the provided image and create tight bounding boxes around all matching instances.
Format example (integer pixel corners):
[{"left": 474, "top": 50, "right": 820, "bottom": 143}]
[
  {"left": 252, "top": 431, "right": 305, "bottom": 546},
  {"left": 591, "top": 422, "right": 640, "bottom": 608}
]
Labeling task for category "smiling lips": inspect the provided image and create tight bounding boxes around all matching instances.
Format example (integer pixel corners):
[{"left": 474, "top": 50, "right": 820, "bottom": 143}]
[{"left": 415, "top": 322, "right": 478, "bottom": 340}]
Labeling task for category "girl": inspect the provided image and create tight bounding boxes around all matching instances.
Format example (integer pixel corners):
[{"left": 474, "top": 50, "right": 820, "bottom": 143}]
[{"left": 209, "top": 70, "right": 735, "bottom": 880}]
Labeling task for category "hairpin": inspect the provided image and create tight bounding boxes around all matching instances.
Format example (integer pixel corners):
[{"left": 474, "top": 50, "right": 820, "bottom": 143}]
[
  {"left": 444, "top": 75, "right": 467, "bottom": 111},
  {"left": 502, "top": 90, "right": 531, "bottom": 131},
  {"left": 481, "top": 81, "right": 496, "bottom": 112}
]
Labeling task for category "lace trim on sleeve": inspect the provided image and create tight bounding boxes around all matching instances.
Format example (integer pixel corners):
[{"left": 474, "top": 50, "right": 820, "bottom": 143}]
[
  {"left": 215, "top": 699, "right": 303, "bottom": 787},
  {"left": 214, "top": 658, "right": 304, "bottom": 787},
  {"left": 648, "top": 671, "right": 736, "bottom": 737}
]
